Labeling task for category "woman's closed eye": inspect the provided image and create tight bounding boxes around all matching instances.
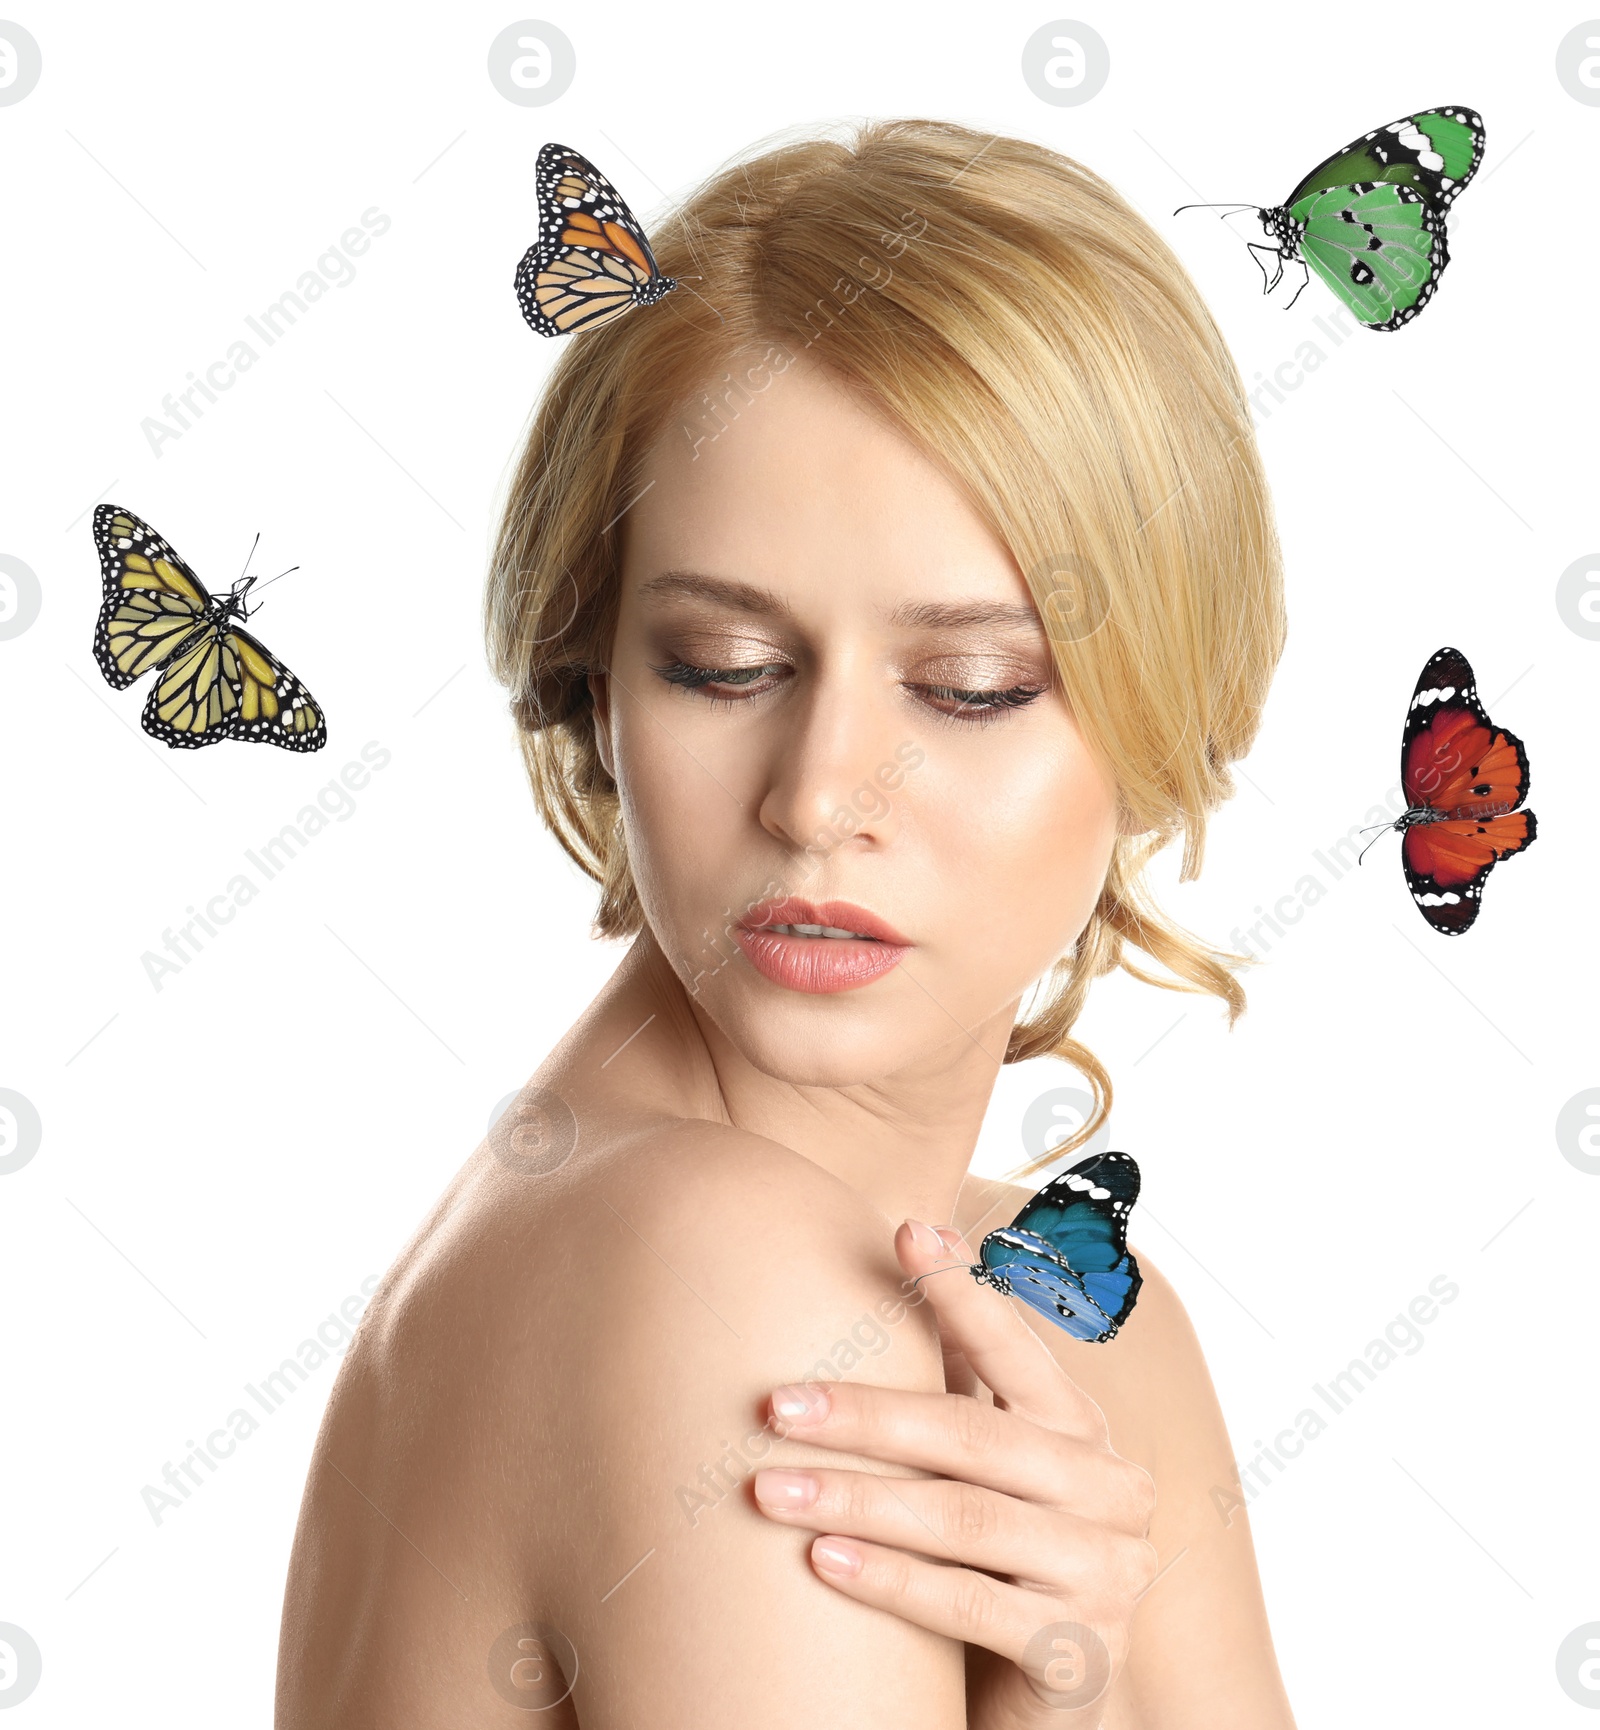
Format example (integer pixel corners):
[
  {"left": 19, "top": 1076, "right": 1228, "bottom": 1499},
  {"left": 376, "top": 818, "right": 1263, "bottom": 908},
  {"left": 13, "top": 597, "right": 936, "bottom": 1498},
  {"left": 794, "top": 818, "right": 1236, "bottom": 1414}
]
[
  {"left": 915, "top": 680, "right": 1048, "bottom": 724},
  {"left": 653, "top": 657, "right": 782, "bottom": 701},
  {"left": 651, "top": 657, "right": 1049, "bottom": 725}
]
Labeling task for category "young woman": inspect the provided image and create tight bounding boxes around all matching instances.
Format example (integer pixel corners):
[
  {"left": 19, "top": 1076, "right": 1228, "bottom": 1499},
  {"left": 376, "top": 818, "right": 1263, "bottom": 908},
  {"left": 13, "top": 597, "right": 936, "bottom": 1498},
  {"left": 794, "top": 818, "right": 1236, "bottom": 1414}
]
[{"left": 276, "top": 119, "right": 1294, "bottom": 1727}]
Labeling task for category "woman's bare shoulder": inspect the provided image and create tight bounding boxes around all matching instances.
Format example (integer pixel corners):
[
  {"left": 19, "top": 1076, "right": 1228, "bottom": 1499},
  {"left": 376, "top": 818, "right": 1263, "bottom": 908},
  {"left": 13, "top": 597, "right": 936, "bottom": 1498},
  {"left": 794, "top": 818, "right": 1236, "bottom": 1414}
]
[
  {"left": 563, "top": 1114, "right": 902, "bottom": 1255},
  {"left": 461, "top": 1117, "right": 964, "bottom": 1726},
  {"left": 507, "top": 1113, "right": 948, "bottom": 1456},
  {"left": 363, "top": 1115, "right": 889, "bottom": 1356}
]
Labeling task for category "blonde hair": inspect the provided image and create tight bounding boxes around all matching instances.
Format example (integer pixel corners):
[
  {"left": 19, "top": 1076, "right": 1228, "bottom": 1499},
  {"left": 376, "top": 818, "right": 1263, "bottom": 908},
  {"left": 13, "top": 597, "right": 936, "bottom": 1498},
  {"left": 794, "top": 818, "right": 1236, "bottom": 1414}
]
[{"left": 486, "top": 119, "right": 1285, "bottom": 1178}]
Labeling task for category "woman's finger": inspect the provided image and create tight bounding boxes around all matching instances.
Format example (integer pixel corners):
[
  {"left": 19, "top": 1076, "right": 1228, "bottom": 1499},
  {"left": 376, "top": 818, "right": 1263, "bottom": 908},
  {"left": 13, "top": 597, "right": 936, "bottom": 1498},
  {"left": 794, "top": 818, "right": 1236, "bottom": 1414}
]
[
  {"left": 767, "top": 1380, "right": 1153, "bottom": 1530},
  {"left": 753, "top": 1462, "right": 1158, "bottom": 1592},
  {"left": 802, "top": 1532, "right": 1124, "bottom": 1710},
  {"left": 896, "top": 1218, "right": 1109, "bottom": 1439}
]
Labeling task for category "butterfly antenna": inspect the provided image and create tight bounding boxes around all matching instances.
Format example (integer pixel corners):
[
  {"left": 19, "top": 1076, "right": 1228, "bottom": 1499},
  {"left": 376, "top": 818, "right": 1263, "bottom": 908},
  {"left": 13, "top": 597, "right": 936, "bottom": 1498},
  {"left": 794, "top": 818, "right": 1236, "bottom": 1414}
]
[
  {"left": 244, "top": 563, "right": 300, "bottom": 615},
  {"left": 1172, "top": 200, "right": 1261, "bottom": 218},
  {"left": 676, "top": 280, "right": 724, "bottom": 325},
  {"left": 908, "top": 1260, "right": 977, "bottom": 1292},
  {"left": 1356, "top": 823, "right": 1397, "bottom": 866},
  {"left": 234, "top": 532, "right": 261, "bottom": 590}
]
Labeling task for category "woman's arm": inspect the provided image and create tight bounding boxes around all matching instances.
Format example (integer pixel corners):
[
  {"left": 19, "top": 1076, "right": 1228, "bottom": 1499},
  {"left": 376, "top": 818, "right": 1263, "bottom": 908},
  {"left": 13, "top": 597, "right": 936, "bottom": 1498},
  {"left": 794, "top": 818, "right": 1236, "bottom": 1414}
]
[
  {"left": 750, "top": 1218, "right": 1162, "bottom": 1728},
  {"left": 743, "top": 1214, "right": 1297, "bottom": 1729},
  {"left": 1053, "top": 1257, "right": 1298, "bottom": 1726},
  {"left": 532, "top": 1128, "right": 966, "bottom": 1727},
  {"left": 540, "top": 1137, "right": 1292, "bottom": 1727}
]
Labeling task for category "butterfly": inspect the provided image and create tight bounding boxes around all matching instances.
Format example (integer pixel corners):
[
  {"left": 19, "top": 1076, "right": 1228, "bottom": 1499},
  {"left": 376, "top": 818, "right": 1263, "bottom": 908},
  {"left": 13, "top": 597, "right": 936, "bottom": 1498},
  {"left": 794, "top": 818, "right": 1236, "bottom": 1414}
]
[
  {"left": 515, "top": 142, "right": 677, "bottom": 337},
  {"left": 920, "top": 1152, "right": 1143, "bottom": 1343},
  {"left": 1370, "top": 647, "right": 1536, "bottom": 933},
  {"left": 91, "top": 505, "right": 326, "bottom": 752},
  {"left": 1181, "top": 107, "right": 1484, "bottom": 329}
]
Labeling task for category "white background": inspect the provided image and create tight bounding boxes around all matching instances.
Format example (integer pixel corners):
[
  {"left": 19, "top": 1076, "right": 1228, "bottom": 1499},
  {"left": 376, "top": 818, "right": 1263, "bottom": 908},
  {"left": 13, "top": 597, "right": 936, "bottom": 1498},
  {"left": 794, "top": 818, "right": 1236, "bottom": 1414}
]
[{"left": 2, "top": 0, "right": 1596, "bottom": 1722}]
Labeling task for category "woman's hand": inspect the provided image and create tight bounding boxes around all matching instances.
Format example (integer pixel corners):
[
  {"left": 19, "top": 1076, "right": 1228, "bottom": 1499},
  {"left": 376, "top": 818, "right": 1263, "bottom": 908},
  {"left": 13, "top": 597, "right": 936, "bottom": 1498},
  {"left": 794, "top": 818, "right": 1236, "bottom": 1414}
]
[{"left": 752, "top": 1219, "right": 1157, "bottom": 1728}]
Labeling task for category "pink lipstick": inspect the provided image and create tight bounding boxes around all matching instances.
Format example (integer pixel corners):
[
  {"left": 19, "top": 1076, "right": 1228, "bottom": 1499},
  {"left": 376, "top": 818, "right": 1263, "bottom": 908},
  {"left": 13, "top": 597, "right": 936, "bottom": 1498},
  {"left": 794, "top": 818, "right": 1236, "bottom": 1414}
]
[{"left": 734, "top": 896, "right": 911, "bottom": 995}]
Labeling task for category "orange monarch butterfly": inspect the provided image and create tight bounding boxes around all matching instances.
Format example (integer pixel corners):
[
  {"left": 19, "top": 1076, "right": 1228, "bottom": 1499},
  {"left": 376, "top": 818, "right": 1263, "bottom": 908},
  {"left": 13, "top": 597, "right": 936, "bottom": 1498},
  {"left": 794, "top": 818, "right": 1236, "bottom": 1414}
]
[
  {"left": 515, "top": 142, "right": 677, "bottom": 337},
  {"left": 91, "top": 504, "right": 326, "bottom": 752}
]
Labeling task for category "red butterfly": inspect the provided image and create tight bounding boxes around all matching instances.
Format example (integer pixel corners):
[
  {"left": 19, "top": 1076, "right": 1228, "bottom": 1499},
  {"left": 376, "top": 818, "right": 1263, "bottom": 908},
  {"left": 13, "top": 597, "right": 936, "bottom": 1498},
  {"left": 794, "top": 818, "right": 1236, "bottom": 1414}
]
[{"left": 1376, "top": 647, "right": 1536, "bottom": 934}]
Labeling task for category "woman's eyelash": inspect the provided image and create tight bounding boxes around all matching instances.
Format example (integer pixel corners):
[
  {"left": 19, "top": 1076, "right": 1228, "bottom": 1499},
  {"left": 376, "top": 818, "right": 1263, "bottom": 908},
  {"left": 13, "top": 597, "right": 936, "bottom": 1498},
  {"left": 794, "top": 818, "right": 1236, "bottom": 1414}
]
[
  {"left": 651, "top": 659, "right": 1047, "bottom": 723},
  {"left": 918, "top": 682, "right": 1048, "bottom": 724},
  {"left": 653, "top": 658, "right": 774, "bottom": 693}
]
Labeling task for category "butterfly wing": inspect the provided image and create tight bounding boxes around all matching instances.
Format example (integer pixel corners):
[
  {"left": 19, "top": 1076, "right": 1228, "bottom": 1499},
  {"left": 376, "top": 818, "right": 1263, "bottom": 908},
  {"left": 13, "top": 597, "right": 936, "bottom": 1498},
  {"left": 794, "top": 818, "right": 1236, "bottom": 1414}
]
[
  {"left": 143, "top": 622, "right": 327, "bottom": 752},
  {"left": 1399, "top": 647, "right": 1535, "bottom": 933},
  {"left": 92, "top": 504, "right": 213, "bottom": 690},
  {"left": 515, "top": 142, "right": 677, "bottom": 337},
  {"left": 1286, "top": 107, "right": 1485, "bottom": 211},
  {"left": 222, "top": 625, "right": 326, "bottom": 751},
  {"left": 1402, "top": 648, "right": 1529, "bottom": 811},
  {"left": 1291, "top": 182, "right": 1447, "bottom": 329},
  {"left": 1402, "top": 813, "right": 1536, "bottom": 934},
  {"left": 976, "top": 1228, "right": 1119, "bottom": 1343},
  {"left": 978, "top": 1152, "right": 1142, "bottom": 1341}
]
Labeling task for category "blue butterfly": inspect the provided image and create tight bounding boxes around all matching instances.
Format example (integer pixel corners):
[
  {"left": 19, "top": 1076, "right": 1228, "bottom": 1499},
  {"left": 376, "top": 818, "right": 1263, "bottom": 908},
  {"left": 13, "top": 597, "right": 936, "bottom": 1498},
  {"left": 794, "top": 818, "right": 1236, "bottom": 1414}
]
[{"left": 962, "top": 1152, "right": 1143, "bottom": 1342}]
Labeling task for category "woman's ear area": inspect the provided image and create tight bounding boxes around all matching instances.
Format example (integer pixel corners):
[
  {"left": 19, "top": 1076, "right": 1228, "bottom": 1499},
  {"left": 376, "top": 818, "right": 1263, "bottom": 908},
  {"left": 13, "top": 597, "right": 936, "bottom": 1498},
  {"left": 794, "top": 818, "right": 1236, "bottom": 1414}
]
[
  {"left": 588, "top": 669, "right": 616, "bottom": 780},
  {"left": 1114, "top": 796, "right": 1150, "bottom": 839}
]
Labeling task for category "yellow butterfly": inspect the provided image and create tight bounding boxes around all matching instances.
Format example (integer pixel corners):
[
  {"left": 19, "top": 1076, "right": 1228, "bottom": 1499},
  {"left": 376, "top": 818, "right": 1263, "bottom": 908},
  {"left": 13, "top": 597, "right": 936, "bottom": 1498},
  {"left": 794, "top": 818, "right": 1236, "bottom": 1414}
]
[{"left": 91, "top": 505, "right": 326, "bottom": 752}]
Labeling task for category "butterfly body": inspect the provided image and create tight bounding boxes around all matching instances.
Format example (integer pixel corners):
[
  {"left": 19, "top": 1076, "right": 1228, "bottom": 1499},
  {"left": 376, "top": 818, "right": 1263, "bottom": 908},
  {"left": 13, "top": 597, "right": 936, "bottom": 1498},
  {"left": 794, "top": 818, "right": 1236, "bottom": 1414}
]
[
  {"left": 96, "top": 571, "right": 250, "bottom": 682},
  {"left": 91, "top": 505, "right": 326, "bottom": 752},
  {"left": 969, "top": 1152, "right": 1142, "bottom": 1343},
  {"left": 1219, "top": 107, "right": 1484, "bottom": 328},
  {"left": 516, "top": 142, "right": 677, "bottom": 337},
  {"left": 1384, "top": 647, "right": 1535, "bottom": 933}
]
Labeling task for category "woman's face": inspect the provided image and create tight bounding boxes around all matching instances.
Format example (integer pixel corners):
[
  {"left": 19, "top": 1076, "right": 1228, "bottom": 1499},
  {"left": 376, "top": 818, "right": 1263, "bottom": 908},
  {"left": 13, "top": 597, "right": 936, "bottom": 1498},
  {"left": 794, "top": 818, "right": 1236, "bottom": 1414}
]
[{"left": 593, "top": 355, "right": 1120, "bottom": 1086}]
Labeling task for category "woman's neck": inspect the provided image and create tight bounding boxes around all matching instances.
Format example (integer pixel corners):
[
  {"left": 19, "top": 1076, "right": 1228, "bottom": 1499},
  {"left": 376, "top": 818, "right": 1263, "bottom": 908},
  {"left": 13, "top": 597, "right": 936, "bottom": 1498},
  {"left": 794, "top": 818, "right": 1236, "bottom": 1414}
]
[{"left": 547, "top": 929, "right": 1019, "bottom": 1234}]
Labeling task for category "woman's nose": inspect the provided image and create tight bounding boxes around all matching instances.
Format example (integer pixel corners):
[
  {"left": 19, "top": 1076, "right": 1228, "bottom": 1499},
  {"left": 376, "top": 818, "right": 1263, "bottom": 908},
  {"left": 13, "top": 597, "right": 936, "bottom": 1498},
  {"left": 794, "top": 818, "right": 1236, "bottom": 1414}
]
[{"left": 754, "top": 664, "right": 910, "bottom": 860}]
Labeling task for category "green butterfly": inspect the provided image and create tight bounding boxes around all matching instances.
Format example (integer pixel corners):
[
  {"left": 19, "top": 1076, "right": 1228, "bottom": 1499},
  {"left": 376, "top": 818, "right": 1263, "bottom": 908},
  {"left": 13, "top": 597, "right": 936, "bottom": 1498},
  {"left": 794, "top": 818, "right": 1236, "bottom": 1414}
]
[{"left": 1182, "top": 107, "right": 1485, "bottom": 329}]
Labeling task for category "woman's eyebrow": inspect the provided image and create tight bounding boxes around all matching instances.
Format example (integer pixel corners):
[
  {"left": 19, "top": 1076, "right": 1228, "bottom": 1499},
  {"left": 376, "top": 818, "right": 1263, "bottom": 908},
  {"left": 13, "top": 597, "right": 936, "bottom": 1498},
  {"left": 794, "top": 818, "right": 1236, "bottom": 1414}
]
[
  {"left": 638, "top": 570, "right": 790, "bottom": 617},
  {"left": 639, "top": 570, "right": 1042, "bottom": 633},
  {"left": 886, "top": 598, "right": 1042, "bottom": 632}
]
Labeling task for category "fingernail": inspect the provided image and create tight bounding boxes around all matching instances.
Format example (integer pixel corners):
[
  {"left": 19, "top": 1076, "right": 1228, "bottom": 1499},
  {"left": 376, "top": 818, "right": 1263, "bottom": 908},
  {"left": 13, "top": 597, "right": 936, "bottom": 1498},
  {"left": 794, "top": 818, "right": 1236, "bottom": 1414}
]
[
  {"left": 753, "top": 1469, "right": 818, "bottom": 1509},
  {"left": 770, "top": 1382, "right": 830, "bottom": 1424},
  {"left": 812, "top": 1537, "right": 862, "bottom": 1577},
  {"left": 937, "top": 1226, "right": 969, "bottom": 1255},
  {"left": 905, "top": 1219, "right": 943, "bottom": 1255}
]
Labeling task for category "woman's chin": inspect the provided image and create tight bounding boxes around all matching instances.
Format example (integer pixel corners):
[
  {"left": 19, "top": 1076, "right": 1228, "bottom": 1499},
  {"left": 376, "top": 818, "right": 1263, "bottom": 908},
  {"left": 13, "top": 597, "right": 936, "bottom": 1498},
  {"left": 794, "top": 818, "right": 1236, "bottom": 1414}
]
[{"left": 685, "top": 985, "right": 998, "bottom": 1092}]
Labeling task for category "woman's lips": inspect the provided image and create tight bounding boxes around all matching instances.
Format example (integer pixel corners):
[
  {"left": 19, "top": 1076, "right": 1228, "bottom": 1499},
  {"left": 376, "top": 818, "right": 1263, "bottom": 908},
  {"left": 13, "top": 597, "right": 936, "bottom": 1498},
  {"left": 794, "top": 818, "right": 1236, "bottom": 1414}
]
[{"left": 734, "top": 897, "right": 912, "bottom": 995}]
